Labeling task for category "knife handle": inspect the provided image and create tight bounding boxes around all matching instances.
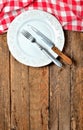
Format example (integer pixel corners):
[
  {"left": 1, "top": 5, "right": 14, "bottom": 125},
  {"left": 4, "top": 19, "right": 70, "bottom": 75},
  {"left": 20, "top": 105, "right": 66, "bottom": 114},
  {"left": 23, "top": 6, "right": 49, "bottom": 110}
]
[{"left": 52, "top": 46, "right": 72, "bottom": 65}]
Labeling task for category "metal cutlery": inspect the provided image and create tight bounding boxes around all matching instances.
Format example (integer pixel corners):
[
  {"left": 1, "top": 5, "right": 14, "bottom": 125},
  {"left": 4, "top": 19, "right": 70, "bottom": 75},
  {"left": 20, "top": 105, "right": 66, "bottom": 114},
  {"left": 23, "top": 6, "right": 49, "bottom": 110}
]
[
  {"left": 21, "top": 30, "right": 62, "bottom": 67},
  {"left": 31, "top": 26, "right": 72, "bottom": 65}
]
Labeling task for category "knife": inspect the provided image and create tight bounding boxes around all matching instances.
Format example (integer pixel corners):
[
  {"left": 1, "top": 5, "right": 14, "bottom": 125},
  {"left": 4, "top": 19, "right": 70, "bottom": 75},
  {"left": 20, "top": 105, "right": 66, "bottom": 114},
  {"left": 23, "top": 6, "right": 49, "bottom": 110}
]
[
  {"left": 22, "top": 29, "right": 62, "bottom": 67},
  {"left": 31, "top": 26, "right": 72, "bottom": 65}
]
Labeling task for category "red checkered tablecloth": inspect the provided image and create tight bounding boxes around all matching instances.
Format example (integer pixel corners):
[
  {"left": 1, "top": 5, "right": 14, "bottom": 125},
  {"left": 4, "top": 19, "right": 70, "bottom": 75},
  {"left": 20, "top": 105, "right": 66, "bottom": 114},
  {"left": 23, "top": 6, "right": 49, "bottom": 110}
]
[{"left": 0, "top": 0, "right": 83, "bottom": 34}]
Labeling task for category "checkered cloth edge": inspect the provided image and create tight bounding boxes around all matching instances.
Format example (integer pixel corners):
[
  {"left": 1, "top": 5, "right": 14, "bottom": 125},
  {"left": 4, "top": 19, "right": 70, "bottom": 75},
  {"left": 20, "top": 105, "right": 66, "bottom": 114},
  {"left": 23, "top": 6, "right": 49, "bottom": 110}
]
[{"left": 0, "top": 0, "right": 83, "bottom": 34}]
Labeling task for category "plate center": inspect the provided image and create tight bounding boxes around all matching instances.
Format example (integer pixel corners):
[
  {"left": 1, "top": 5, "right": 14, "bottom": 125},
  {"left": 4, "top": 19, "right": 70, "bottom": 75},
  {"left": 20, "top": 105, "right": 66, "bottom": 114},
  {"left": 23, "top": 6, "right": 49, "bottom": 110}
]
[{"left": 17, "top": 19, "right": 54, "bottom": 56}]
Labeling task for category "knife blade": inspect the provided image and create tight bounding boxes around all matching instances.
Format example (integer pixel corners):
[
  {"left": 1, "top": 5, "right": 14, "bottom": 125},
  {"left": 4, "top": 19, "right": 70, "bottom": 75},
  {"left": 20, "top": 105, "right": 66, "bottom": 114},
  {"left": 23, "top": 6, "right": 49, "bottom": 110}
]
[{"left": 31, "top": 26, "right": 72, "bottom": 65}]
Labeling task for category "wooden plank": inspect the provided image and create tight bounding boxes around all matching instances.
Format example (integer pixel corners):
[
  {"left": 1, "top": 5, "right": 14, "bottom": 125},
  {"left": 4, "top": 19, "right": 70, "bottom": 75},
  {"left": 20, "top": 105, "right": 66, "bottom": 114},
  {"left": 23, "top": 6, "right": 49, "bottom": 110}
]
[
  {"left": 70, "top": 32, "right": 83, "bottom": 130},
  {"left": 10, "top": 56, "right": 30, "bottom": 130},
  {"left": 49, "top": 31, "right": 71, "bottom": 130},
  {"left": 49, "top": 66, "right": 71, "bottom": 130},
  {"left": 29, "top": 67, "right": 49, "bottom": 130},
  {"left": 0, "top": 34, "right": 10, "bottom": 130}
]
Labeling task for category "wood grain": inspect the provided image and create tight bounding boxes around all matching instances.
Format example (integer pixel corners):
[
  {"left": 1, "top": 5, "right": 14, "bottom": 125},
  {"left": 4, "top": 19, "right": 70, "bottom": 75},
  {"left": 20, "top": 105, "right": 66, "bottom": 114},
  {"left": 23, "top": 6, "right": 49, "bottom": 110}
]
[
  {"left": 70, "top": 32, "right": 83, "bottom": 130},
  {"left": 50, "top": 67, "right": 71, "bottom": 130},
  {"left": 10, "top": 56, "right": 30, "bottom": 130},
  {"left": 0, "top": 34, "right": 10, "bottom": 130},
  {"left": 10, "top": 57, "right": 49, "bottom": 130},
  {"left": 29, "top": 67, "right": 49, "bottom": 130},
  {"left": 0, "top": 31, "right": 83, "bottom": 130},
  {"left": 49, "top": 31, "right": 71, "bottom": 130},
  {"left": 49, "top": 31, "right": 83, "bottom": 130}
]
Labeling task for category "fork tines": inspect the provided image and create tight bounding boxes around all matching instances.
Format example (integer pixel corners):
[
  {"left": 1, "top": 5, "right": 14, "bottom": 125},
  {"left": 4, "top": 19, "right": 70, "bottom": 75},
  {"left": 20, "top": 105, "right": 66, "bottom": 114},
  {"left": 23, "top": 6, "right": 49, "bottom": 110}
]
[
  {"left": 21, "top": 30, "right": 36, "bottom": 43},
  {"left": 21, "top": 30, "right": 31, "bottom": 39}
]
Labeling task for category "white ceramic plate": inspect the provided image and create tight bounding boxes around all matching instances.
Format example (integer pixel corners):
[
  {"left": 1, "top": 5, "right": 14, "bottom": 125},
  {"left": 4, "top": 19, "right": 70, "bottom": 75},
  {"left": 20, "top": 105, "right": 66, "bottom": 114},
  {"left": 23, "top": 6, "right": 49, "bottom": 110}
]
[{"left": 7, "top": 9, "right": 65, "bottom": 67}]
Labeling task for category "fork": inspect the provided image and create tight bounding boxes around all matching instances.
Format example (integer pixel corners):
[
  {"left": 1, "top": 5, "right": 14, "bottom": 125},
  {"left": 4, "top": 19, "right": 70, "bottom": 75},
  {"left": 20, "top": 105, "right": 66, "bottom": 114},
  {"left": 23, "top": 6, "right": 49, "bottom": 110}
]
[{"left": 21, "top": 30, "right": 62, "bottom": 67}]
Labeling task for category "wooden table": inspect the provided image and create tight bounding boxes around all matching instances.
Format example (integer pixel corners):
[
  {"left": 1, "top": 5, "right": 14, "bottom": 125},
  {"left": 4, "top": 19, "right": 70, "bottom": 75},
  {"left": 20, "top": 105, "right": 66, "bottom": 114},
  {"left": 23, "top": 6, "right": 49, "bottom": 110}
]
[{"left": 0, "top": 31, "right": 83, "bottom": 130}]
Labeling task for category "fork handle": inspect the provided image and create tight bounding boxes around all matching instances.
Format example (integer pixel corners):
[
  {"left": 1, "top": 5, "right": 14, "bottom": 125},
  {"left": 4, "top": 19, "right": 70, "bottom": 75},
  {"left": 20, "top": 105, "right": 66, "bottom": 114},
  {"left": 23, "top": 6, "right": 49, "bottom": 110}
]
[
  {"left": 42, "top": 49, "right": 62, "bottom": 67},
  {"left": 52, "top": 46, "right": 72, "bottom": 65}
]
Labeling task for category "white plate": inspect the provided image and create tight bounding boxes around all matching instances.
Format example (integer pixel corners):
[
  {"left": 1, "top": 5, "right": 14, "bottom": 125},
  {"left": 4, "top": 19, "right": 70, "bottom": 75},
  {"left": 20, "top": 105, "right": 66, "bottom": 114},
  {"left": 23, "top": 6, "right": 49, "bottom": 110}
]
[{"left": 7, "top": 9, "right": 65, "bottom": 67}]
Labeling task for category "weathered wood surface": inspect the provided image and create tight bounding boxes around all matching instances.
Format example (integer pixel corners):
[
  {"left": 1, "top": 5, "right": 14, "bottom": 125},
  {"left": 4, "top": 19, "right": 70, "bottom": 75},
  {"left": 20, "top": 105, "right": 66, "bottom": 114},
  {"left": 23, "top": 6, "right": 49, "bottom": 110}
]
[
  {"left": 50, "top": 31, "right": 83, "bottom": 130},
  {"left": 0, "top": 31, "right": 83, "bottom": 130},
  {"left": 0, "top": 34, "right": 10, "bottom": 130}
]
